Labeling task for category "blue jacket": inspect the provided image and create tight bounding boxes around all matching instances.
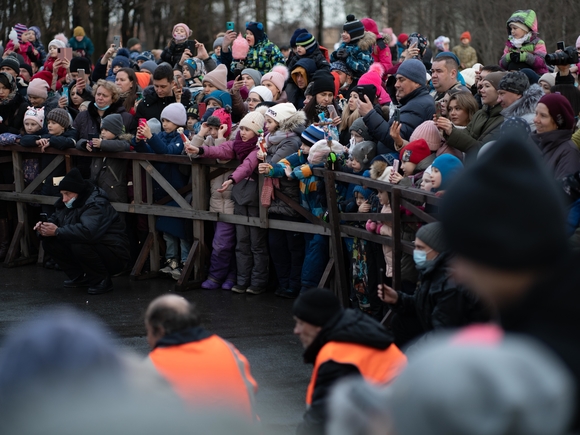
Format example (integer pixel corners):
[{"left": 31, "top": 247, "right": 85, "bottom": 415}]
[{"left": 330, "top": 32, "right": 375, "bottom": 75}]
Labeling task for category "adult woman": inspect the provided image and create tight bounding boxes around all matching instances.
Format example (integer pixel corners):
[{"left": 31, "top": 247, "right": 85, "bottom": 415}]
[
  {"left": 532, "top": 93, "right": 580, "bottom": 179},
  {"left": 538, "top": 73, "right": 555, "bottom": 94},
  {"left": 246, "top": 86, "right": 273, "bottom": 112},
  {"left": 446, "top": 91, "right": 479, "bottom": 128},
  {"left": 115, "top": 67, "right": 139, "bottom": 115},
  {"left": 302, "top": 70, "right": 341, "bottom": 126},
  {"left": 339, "top": 91, "right": 361, "bottom": 145}
]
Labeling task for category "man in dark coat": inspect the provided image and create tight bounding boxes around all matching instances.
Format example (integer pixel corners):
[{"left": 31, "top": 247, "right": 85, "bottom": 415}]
[
  {"left": 35, "top": 168, "right": 130, "bottom": 294},
  {"left": 440, "top": 134, "right": 580, "bottom": 432}
]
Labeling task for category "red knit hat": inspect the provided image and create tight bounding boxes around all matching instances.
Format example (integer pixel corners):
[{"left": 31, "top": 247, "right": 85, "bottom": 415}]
[
  {"left": 460, "top": 31, "right": 471, "bottom": 41},
  {"left": 400, "top": 139, "right": 431, "bottom": 164},
  {"left": 398, "top": 33, "right": 408, "bottom": 45},
  {"left": 538, "top": 94, "right": 576, "bottom": 130},
  {"left": 209, "top": 108, "right": 232, "bottom": 139}
]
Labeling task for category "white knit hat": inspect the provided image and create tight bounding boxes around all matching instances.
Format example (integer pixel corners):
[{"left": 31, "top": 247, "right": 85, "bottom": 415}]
[
  {"left": 239, "top": 111, "right": 265, "bottom": 135},
  {"left": 249, "top": 85, "right": 273, "bottom": 102},
  {"left": 160, "top": 103, "right": 187, "bottom": 127},
  {"left": 265, "top": 103, "right": 296, "bottom": 124},
  {"left": 48, "top": 39, "right": 66, "bottom": 49},
  {"left": 308, "top": 139, "right": 344, "bottom": 165}
]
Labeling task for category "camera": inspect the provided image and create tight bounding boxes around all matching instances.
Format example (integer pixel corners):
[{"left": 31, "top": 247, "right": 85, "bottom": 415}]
[{"left": 545, "top": 45, "right": 579, "bottom": 66}]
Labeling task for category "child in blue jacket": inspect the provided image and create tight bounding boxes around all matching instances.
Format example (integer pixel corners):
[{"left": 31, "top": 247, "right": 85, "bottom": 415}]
[{"left": 330, "top": 15, "right": 375, "bottom": 76}]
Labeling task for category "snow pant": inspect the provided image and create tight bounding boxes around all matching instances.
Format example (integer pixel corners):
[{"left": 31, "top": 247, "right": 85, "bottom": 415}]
[
  {"left": 268, "top": 213, "right": 305, "bottom": 293},
  {"left": 234, "top": 203, "right": 269, "bottom": 288},
  {"left": 301, "top": 234, "right": 329, "bottom": 290},
  {"left": 207, "top": 221, "right": 237, "bottom": 283}
]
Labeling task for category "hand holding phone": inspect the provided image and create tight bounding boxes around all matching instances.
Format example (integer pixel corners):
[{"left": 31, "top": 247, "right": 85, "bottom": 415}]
[
  {"left": 435, "top": 101, "right": 442, "bottom": 119},
  {"left": 557, "top": 41, "right": 565, "bottom": 51},
  {"left": 394, "top": 108, "right": 401, "bottom": 123},
  {"left": 327, "top": 104, "right": 338, "bottom": 119},
  {"left": 40, "top": 212, "right": 48, "bottom": 223},
  {"left": 392, "top": 159, "right": 400, "bottom": 174},
  {"left": 113, "top": 35, "right": 121, "bottom": 49},
  {"left": 226, "top": 22, "right": 235, "bottom": 31}
]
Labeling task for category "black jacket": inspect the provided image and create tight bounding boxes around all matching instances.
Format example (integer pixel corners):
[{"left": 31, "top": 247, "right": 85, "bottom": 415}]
[
  {"left": 298, "top": 309, "right": 396, "bottom": 435},
  {"left": 49, "top": 183, "right": 130, "bottom": 261},
  {"left": 131, "top": 85, "right": 191, "bottom": 130}
]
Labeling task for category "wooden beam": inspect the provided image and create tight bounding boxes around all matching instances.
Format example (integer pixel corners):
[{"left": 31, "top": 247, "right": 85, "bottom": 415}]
[
  {"left": 139, "top": 161, "right": 192, "bottom": 210},
  {"left": 22, "top": 155, "right": 65, "bottom": 194}
]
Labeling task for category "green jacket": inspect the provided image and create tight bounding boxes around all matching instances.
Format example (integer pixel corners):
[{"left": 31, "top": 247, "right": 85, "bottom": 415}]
[{"left": 452, "top": 44, "right": 478, "bottom": 69}]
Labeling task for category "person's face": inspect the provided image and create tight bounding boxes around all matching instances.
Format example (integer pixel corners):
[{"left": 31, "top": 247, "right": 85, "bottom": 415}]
[
  {"left": 70, "top": 85, "right": 84, "bottom": 106},
  {"left": 239, "top": 126, "right": 257, "bottom": 142},
  {"left": 440, "top": 94, "right": 450, "bottom": 116},
  {"left": 161, "top": 118, "right": 179, "bottom": 133},
  {"left": 208, "top": 125, "right": 219, "bottom": 139},
  {"left": 48, "top": 45, "right": 58, "bottom": 58},
  {"left": 28, "top": 95, "right": 46, "bottom": 107},
  {"left": 24, "top": 120, "right": 41, "bottom": 134},
  {"left": 0, "top": 83, "right": 10, "bottom": 100},
  {"left": 265, "top": 116, "right": 278, "bottom": 132},
  {"left": 75, "top": 35, "right": 83, "bottom": 42},
  {"left": 351, "top": 158, "right": 362, "bottom": 172},
  {"left": 443, "top": 42, "right": 449, "bottom": 51},
  {"left": 154, "top": 78, "right": 173, "bottom": 98},
  {"left": 335, "top": 70, "right": 347, "bottom": 86},
  {"left": 19, "top": 68, "right": 31, "bottom": 81},
  {"left": 293, "top": 317, "right": 322, "bottom": 349},
  {"left": 401, "top": 161, "right": 416, "bottom": 176},
  {"left": 262, "top": 80, "right": 280, "bottom": 99},
  {"left": 448, "top": 99, "right": 470, "bottom": 126},
  {"left": 25, "top": 30, "right": 36, "bottom": 42},
  {"left": 60, "top": 190, "right": 79, "bottom": 204},
  {"left": 431, "top": 60, "right": 455, "bottom": 93},
  {"left": 316, "top": 91, "right": 334, "bottom": 106},
  {"left": 497, "top": 90, "right": 521, "bottom": 109},
  {"left": 101, "top": 128, "right": 116, "bottom": 140},
  {"left": 203, "top": 82, "right": 218, "bottom": 95},
  {"left": 510, "top": 24, "right": 527, "bottom": 39},
  {"left": 477, "top": 70, "right": 489, "bottom": 91},
  {"left": 47, "top": 119, "right": 64, "bottom": 135},
  {"left": 355, "top": 192, "right": 365, "bottom": 206},
  {"left": 534, "top": 103, "right": 559, "bottom": 134},
  {"left": 420, "top": 172, "right": 432, "bottom": 191},
  {"left": 281, "top": 48, "right": 291, "bottom": 58},
  {"left": 461, "top": 38, "right": 470, "bottom": 45},
  {"left": 247, "top": 92, "right": 262, "bottom": 112},
  {"left": 303, "top": 94, "right": 312, "bottom": 105},
  {"left": 241, "top": 74, "right": 256, "bottom": 89},
  {"left": 539, "top": 80, "right": 551, "bottom": 94},
  {"left": 295, "top": 73, "right": 307, "bottom": 90},
  {"left": 183, "top": 67, "right": 192, "bottom": 80},
  {"left": 131, "top": 43, "right": 142, "bottom": 52},
  {"left": 214, "top": 46, "right": 222, "bottom": 56},
  {"left": 341, "top": 31, "right": 351, "bottom": 43},
  {"left": 296, "top": 46, "right": 306, "bottom": 56},
  {"left": 145, "top": 323, "right": 164, "bottom": 350},
  {"left": 414, "top": 237, "right": 438, "bottom": 260},
  {"left": 377, "top": 190, "right": 389, "bottom": 205},
  {"left": 348, "top": 91, "right": 359, "bottom": 111},
  {"left": 300, "top": 143, "right": 311, "bottom": 154},
  {"left": 431, "top": 167, "right": 442, "bottom": 189},
  {"left": 245, "top": 30, "right": 255, "bottom": 47},
  {"left": 206, "top": 99, "right": 222, "bottom": 110},
  {"left": 174, "top": 26, "right": 187, "bottom": 40},
  {"left": 479, "top": 81, "right": 499, "bottom": 106},
  {"left": 350, "top": 131, "right": 363, "bottom": 144},
  {"left": 186, "top": 117, "right": 196, "bottom": 130},
  {"left": 137, "top": 59, "right": 145, "bottom": 67},
  {"left": 395, "top": 75, "right": 419, "bottom": 100},
  {"left": 115, "top": 71, "right": 133, "bottom": 93},
  {"left": 94, "top": 86, "right": 114, "bottom": 108},
  {"left": 173, "top": 70, "right": 184, "bottom": 87},
  {"left": 1, "top": 67, "right": 17, "bottom": 78}
]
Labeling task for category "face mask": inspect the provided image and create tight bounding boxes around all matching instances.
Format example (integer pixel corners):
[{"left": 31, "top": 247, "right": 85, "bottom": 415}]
[
  {"left": 64, "top": 197, "right": 76, "bottom": 209},
  {"left": 93, "top": 102, "right": 110, "bottom": 111},
  {"left": 173, "top": 33, "right": 186, "bottom": 42},
  {"left": 349, "top": 136, "right": 357, "bottom": 147},
  {"left": 413, "top": 248, "right": 432, "bottom": 267}
]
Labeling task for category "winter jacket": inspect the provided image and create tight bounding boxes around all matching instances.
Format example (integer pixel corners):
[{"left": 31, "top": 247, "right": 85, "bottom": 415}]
[
  {"left": 73, "top": 99, "right": 134, "bottom": 140},
  {"left": 363, "top": 86, "right": 436, "bottom": 155},
  {"left": 0, "top": 91, "right": 25, "bottom": 134},
  {"left": 393, "top": 251, "right": 490, "bottom": 334},
  {"left": 360, "top": 19, "right": 393, "bottom": 75},
  {"left": 499, "top": 10, "right": 548, "bottom": 74},
  {"left": 32, "top": 39, "right": 47, "bottom": 65},
  {"left": 5, "top": 40, "right": 37, "bottom": 65},
  {"left": 132, "top": 85, "right": 191, "bottom": 128},
  {"left": 330, "top": 32, "right": 376, "bottom": 75},
  {"left": 533, "top": 129, "right": 580, "bottom": 179},
  {"left": 452, "top": 43, "right": 478, "bottom": 69},
  {"left": 286, "top": 58, "right": 318, "bottom": 110},
  {"left": 68, "top": 36, "right": 95, "bottom": 58},
  {"left": 161, "top": 40, "right": 194, "bottom": 67},
  {"left": 220, "top": 38, "right": 285, "bottom": 77},
  {"left": 286, "top": 48, "right": 331, "bottom": 73},
  {"left": 43, "top": 56, "right": 68, "bottom": 85},
  {"left": 49, "top": 182, "right": 129, "bottom": 261},
  {"left": 572, "top": 128, "right": 580, "bottom": 151},
  {"left": 500, "top": 83, "right": 543, "bottom": 132},
  {"left": 298, "top": 309, "right": 406, "bottom": 435},
  {"left": 398, "top": 153, "right": 436, "bottom": 188}
]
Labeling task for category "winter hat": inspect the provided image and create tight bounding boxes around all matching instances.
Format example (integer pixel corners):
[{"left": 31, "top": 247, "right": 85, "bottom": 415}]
[
  {"left": 48, "top": 39, "right": 66, "bottom": 50},
  {"left": 46, "top": 108, "right": 71, "bottom": 129},
  {"left": 58, "top": 168, "right": 86, "bottom": 193},
  {"left": 23, "top": 106, "right": 45, "bottom": 128},
  {"left": 460, "top": 68, "right": 477, "bottom": 88},
  {"left": 101, "top": 113, "right": 124, "bottom": 137},
  {"left": 519, "top": 68, "right": 539, "bottom": 85},
  {"left": 31, "top": 71, "right": 53, "bottom": 89},
  {"left": 249, "top": 85, "right": 273, "bottom": 102},
  {"left": 482, "top": 71, "right": 507, "bottom": 90},
  {"left": 509, "top": 20, "right": 530, "bottom": 33},
  {"left": 202, "top": 64, "right": 228, "bottom": 91},
  {"left": 396, "top": 59, "right": 427, "bottom": 85},
  {"left": 538, "top": 93, "right": 575, "bottom": 130},
  {"left": 172, "top": 23, "right": 191, "bottom": 41},
  {"left": 330, "top": 61, "right": 354, "bottom": 77},
  {"left": 207, "top": 107, "right": 232, "bottom": 138},
  {"left": 400, "top": 139, "right": 431, "bottom": 164},
  {"left": 126, "top": 37, "right": 140, "bottom": 49},
  {"left": 498, "top": 71, "right": 529, "bottom": 95},
  {"left": 241, "top": 68, "right": 262, "bottom": 87},
  {"left": 203, "top": 90, "right": 232, "bottom": 108},
  {"left": 360, "top": 18, "right": 381, "bottom": 38},
  {"left": 432, "top": 154, "right": 463, "bottom": 191},
  {"left": 232, "top": 34, "right": 250, "bottom": 60},
  {"left": 186, "top": 103, "right": 199, "bottom": 120},
  {"left": 261, "top": 65, "right": 289, "bottom": 94},
  {"left": 350, "top": 141, "right": 376, "bottom": 168},
  {"left": 370, "top": 159, "right": 393, "bottom": 183},
  {"left": 343, "top": 14, "right": 365, "bottom": 42},
  {"left": 358, "top": 64, "right": 390, "bottom": 104},
  {"left": 500, "top": 117, "right": 531, "bottom": 138},
  {"left": 183, "top": 58, "right": 204, "bottom": 78},
  {"left": 296, "top": 33, "right": 318, "bottom": 55},
  {"left": 19, "top": 61, "right": 32, "bottom": 78},
  {"left": 14, "top": 23, "right": 27, "bottom": 42},
  {"left": 538, "top": 73, "right": 556, "bottom": 89},
  {"left": 290, "top": 28, "right": 309, "bottom": 48},
  {"left": 27, "top": 78, "right": 49, "bottom": 99},
  {"left": 116, "top": 48, "right": 131, "bottom": 59},
  {"left": 398, "top": 33, "right": 409, "bottom": 45},
  {"left": 409, "top": 121, "right": 443, "bottom": 151},
  {"left": 0, "top": 57, "right": 20, "bottom": 75},
  {"left": 293, "top": 288, "right": 342, "bottom": 327},
  {"left": 201, "top": 107, "right": 216, "bottom": 124},
  {"left": 308, "top": 139, "right": 343, "bottom": 165},
  {"left": 265, "top": 102, "right": 296, "bottom": 124},
  {"left": 70, "top": 57, "right": 91, "bottom": 73},
  {"left": 29, "top": 26, "right": 41, "bottom": 40},
  {"left": 147, "top": 118, "right": 162, "bottom": 135},
  {"left": 112, "top": 55, "right": 130, "bottom": 70},
  {"left": 349, "top": 117, "right": 372, "bottom": 141},
  {"left": 435, "top": 52, "right": 461, "bottom": 70},
  {"left": 73, "top": 26, "right": 85, "bottom": 37},
  {"left": 310, "top": 70, "right": 335, "bottom": 96},
  {"left": 140, "top": 60, "right": 158, "bottom": 74},
  {"left": 239, "top": 110, "right": 265, "bottom": 135},
  {"left": 416, "top": 222, "right": 448, "bottom": 252},
  {"left": 136, "top": 51, "right": 155, "bottom": 62},
  {"left": 460, "top": 31, "right": 471, "bottom": 41},
  {"left": 160, "top": 102, "right": 187, "bottom": 126},
  {"left": 246, "top": 21, "right": 266, "bottom": 43},
  {"left": 434, "top": 36, "right": 450, "bottom": 52},
  {"left": 213, "top": 36, "right": 224, "bottom": 50},
  {"left": 301, "top": 125, "right": 326, "bottom": 147}
]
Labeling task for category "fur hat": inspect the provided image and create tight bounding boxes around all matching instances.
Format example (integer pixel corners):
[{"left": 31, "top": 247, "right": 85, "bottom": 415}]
[
  {"left": 202, "top": 64, "right": 228, "bottom": 91},
  {"left": 370, "top": 159, "right": 393, "bottom": 183},
  {"left": 160, "top": 103, "right": 187, "bottom": 127},
  {"left": 358, "top": 63, "right": 390, "bottom": 104},
  {"left": 246, "top": 21, "right": 266, "bottom": 43},
  {"left": 301, "top": 125, "right": 326, "bottom": 147},
  {"left": 101, "top": 113, "right": 124, "bottom": 137},
  {"left": 400, "top": 139, "right": 431, "bottom": 164},
  {"left": 265, "top": 102, "right": 297, "bottom": 124},
  {"left": 23, "top": 106, "right": 45, "bottom": 128},
  {"left": 27, "top": 78, "right": 49, "bottom": 99},
  {"left": 172, "top": 23, "right": 191, "bottom": 40},
  {"left": 232, "top": 34, "right": 250, "bottom": 60},
  {"left": 343, "top": 14, "right": 365, "bottom": 41},
  {"left": 460, "top": 31, "right": 471, "bottom": 41},
  {"left": 296, "top": 33, "right": 318, "bottom": 55},
  {"left": 249, "top": 85, "right": 273, "bottom": 102},
  {"left": 46, "top": 108, "right": 71, "bottom": 129},
  {"left": 499, "top": 71, "right": 529, "bottom": 95},
  {"left": 203, "top": 90, "right": 232, "bottom": 108},
  {"left": 350, "top": 140, "right": 376, "bottom": 168},
  {"left": 73, "top": 26, "right": 85, "bottom": 37},
  {"left": 239, "top": 110, "right": 265, "bottom": 135},
  {"left": 58, "top": 168, "right": 86, "bottom": 193},
  {"left": 207, "top": 107, "right": 232, "bottom": 138},
  {"left": 397, "top": 59, "right": 427, "bottom": 85},
  {"left": 409, "top": 121, "right": 443, "bottom": 151},
  {"left": 416, "top": 222, "right": 448, "bottom": 252},
  {"left": 308, "top": 139, "right": 344, "bottom": 165},
  {"left": 538, "top": 93, "right": 576, "bottom": 130},
  {"left": 349, "top": 117, "right": 372, "bottom": 141},
  {"left": 48, "top": 39, "right": 66, "bottom": 50},
  {"left": 261, "top": 65, "right": 289, "bottom": 94},
  {"left": 241, "top": 68, "right": 262, "bottom": 87}
]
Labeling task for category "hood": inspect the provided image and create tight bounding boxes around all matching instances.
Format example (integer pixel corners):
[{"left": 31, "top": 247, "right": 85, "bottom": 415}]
[
  {"left": 277, "top": 110, "right": 306, "bottom": 133},
  {"left": 357, "top": 31, "right": 377, "bottom": 52},
  {"left": 506, "top": 9, "right": 538, "bottom": 35},
  {"left": 293, "top": 58, "right": 317, "bottom": 78},
  {"left": 501, "top": 84, "right": 543, "bottom": 119},
  {"left": 303, "top": 309, "right": 395, "bottom": 364},
  {"left": 361, "top": 18, "right": 380, "bottom": 38},
  {"left": 54, "top": 182, "right": 101, "bottom": 210}
]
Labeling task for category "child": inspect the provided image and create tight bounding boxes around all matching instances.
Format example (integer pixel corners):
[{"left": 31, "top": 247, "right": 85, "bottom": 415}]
[
  {"left": 186, "top": 109, "right": 262, "bottom": 290},
  {"left": 420, "top": 166, "right": 433, "bottom": 192},
  {"left": 330, "top": 15, "right": 375, "bottom": 76},
  {"left": 68, "top": 27, "right": 95, "bottom": 60},
  {"left": 134, "top": 103, "right": 191, "bottom": 280},
  {"left": 348, "top": 117, "right": 372, "bottom": 145},
  {"left": 260, "top": 65, "right": 289, "bottom": 103},
  {"left": 452, "top": 31, "right": 478, "bottom": 70},
  {"left": 43, "top": 39, "right": 68, "bottom": 87},
  {"left": 18, "top": 107, "right": 46, "bottom": 186},
  {"left": 287, "top": 32, "right": 330, "bottom": 72},
  {"left": 361, "top": 18, "right": 393, "bottom": 75},
  {"left": 340, "top": 140, "right": 376, "bottom": 208},
  {"left": 203, "top": 90, "right": 233, "bottom": 111},
  {"left": 5, "top": 24, "right": 38, "bottom": 66},
  {"left": 389, "top": 139, "right": 434, "bottom": 187},
  {"left": 430, "top": 154, "right": 464, "bottom": 196},
  {"left": 76, "top": 113, "right": 131, "bottom": 203},
  {"left": 161, "top": 23, "right": 194, "bottom": 67},
  {"left": 27, "top": 26, "right": 47, "bottom": 65},
  {"left": 499, "top": 10, "right": 548, "bottom": 75}
]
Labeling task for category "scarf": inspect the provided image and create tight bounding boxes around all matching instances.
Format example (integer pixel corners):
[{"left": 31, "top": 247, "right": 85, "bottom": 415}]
[
  {"left": 509, "top": 32, "right": 532, "bottom": 49},
  {"left": 232, "top": 130, "right": 259, "bottom": 161}
]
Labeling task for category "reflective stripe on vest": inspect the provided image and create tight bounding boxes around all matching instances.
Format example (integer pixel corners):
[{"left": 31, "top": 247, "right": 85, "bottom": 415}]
[
  {"left": 306, "top": 341, "right": 407, "bottom": 405},
  {"left": 149, "top": 335, "right": 258, "bottom": 421}
]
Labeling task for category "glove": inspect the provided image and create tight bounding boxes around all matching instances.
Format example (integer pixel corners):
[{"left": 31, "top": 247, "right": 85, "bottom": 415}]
[
  {"left": 336, "top": 48, "right": 348, "bottom": 60},
  {"left": 366, "top": 219, "right": 377, "bottom": 232},
  {"left": 375, "top": 222, "right": 384, "bottom": 235}
]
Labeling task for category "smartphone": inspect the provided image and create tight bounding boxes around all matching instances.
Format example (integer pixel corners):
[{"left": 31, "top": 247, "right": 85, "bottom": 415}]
[
  {"left": 435, "top": 101, "right": 442, "bottom": 119},
  {"left": 39, "top": 212, "right": 48, "bottom": 223},
  {"left": 78, "top": 69, "right": 85, "bottom": 81},
  {"left": 63, "top": 47, "right": 73, "bottom": 60},
  {"left": 137, "top": 118, "right": 147, "bottom": 140},
  {"left": 113, "top": 35, "right": 121, "bottom": 48},
  {"left": 57, "top": 48, "right": 65, "bottom": 60},
  {"left": 62, "top": 86, "right": 69, "bottom": 104},
  {"left": 557, "top": 41, "right": 565, "bottom": 51},
  {"left": 226, "top": 21, "right": 235, "bottom": 31},
  {"left": 392, "top": 159, "right": 400, "bottom": 174},
  {"left": 327, "top": 104, "right": 338, "bottom": 119},
  {"left": 394, "top": 108, "right": 400, "bottom": 123},
  {"left": 198, "top": 102, "right": 207, "bottom": 119}
]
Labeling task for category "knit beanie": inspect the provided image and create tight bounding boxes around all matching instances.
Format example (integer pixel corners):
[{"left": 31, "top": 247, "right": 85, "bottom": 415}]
[
  {"left": 126, "top": 37, "right": 140, "bottom": 49},
  {"left": 409, "top": 121, "right": 443, "bottom": 151},
  {"left": 519, "top": 68, "right": 539, "bottom": 85},
  {"left": 460, "top": 68, "right": 477, "bottom": 88},
  {"left": 261, "top": 65, "right": 289, "bottom": 93},
  {"left": 499, "top": 71, "right": 529, "bottom": 95},
  {"left": 173, "top": 23, "right": 191, "bottom": 41},
  {"left": 538, "top": 73, "right": 556, "bottom": 89},
  {"left": 73, "top": 26, "right": 85, "bottom": 37},
  {"left": 350, "top": 140, "right": 376, "bottom": 169},
  {"left": 265, "top": 102, "right": 296, "bottom": 124},
  {"left": 354, "top": 173, "right": 374, "bottom": 200},
  {"left": 343, "top": 14, "right": 365, "bottom": 42},
  {"left": 308, "top": 139, "right": 344, "bottom": 165},
  {"left": 48, "top": 39, "right": 66, "bottom": 50},
  {"left": 483, "top": 72, "right": 507, "bottom": 90},
  {"left": 241, "top": 68, "right": 262, "bottom": 87},
  {"left": 202, "top": 64, "right": 228, "bottom": 91},
  {"left": 213, "top": 36, "right": 224, "bottom": 50},
  {"left": 23, "top": 106, "right": 45, "bottom": 128},
  {"left": 460, "top": 31, "right": 471, "bottom": 41},
  {"left": 249, "top": 85, "right": 273, "bottom": 102},
  {"left": 292, "top": 288, "right": 342, "bottom": 327},
  {"left": 349, "top": 117, "right": 372, "bottom": 141},
  {"left": 19, "top": 62, "right": 32, "bottom": 79},
  {"left": 246, "top": 21, "right": 266, "bottom": 43},
  {"left": 538, "top": 94, "right": 576, "bottom": 130},
  {"left": 203, "top": 90, "right": 232, "bottom": 108},
  {"left": 207, "top": 107, "right": 232, "bottom": 138},
  {"left": 160, "top": 103, "right": 187, "bottom": 127},
  {"left": 310, "top": 70, "right": 335, "bottom": 96},
  {"left": 290, "top": 28, "right": 308, "bottom": 48},
  {"left": 301, "top": 125, "right": 326, "bottom": 147},
  {"left": 398, "top": 33, "right": 409, "bottom": 45},
  {"left": 14, "top": 23, "right": 27, "bottom": 42},
  {"left": 400, "top": 139, "right": 431, "bottom": 164},
  {"left": 46, "top": 108, "right": 71, "bottom": 129},
  {"left": 416, "top": 222, "right": 448, "bottom": 252},
  {"left": 29, "top": 25, "right": 41, "bottom": 40},
  {"left": 140, "top": 60, "right": 158, "bottom": 74},
  {"left": 58, "top": 168, "right": 86, "bottom": 193},
  {"left": 397, "top": 59, "right": 427, "bottom": 85},
  {"left": 330, "top": 61, "right": 354, "bottom": 77},
  {"left": 112, "top": 55, "right": 130, "bottom": 70},
  {"left": 136, "top": 51, "right": 155, "bottom": 62},
  {"left": 296, "top": 33, "right": 318, "bottom": 55},
  {"left": 69, "top": 57, "right": 91, "bottom": 73},
  {"left": 358, "top": 64, "right": 390, "bottom": 104},
  {"left": 432, "top": 154, "right": 464, "bottom": 192},
  {"left": 27, "top": 78, "right": 49, "bottom": 99},
  {"left": 0, "top": 57, "right": 20, "bottom": 75},
  {"left": 147, "top": 118, "right": 162, "bottom": 135},
  {"left": 239, "top": 110, "right": 265, "bottom": 135},
  {"left": 101, "top": 113, "right": 124, "bottom": 137}
]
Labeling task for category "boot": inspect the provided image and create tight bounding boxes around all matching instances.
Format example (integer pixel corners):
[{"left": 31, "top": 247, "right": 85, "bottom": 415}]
[{"left": 0, "top": 218, "right": 9, "bottom": 262}]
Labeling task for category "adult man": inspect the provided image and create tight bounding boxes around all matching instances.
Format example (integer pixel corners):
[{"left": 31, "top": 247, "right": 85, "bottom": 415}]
[
  {"left": 35, "top": 168, "right": 130, "bottom": 294},
  {"left": 440, "top": 135, "right": 580, "bottom": 431},
  {"left": 132, "top": 63, "right": 191, "bottom": 126},
  {"left": 359, "top": 58, "right": 435, "bottom": 155},
  {"left": 497, "top": 70, "right": 542, "bottom": 130},
  {"left": 145, "top": 294, "right": 258, "bottom": 421},
  {"left": 293, "top": 288, "right": 407, "bottom": 435},
  {"left": 430, "top": 52, "right": 469, "bottom": 101}
]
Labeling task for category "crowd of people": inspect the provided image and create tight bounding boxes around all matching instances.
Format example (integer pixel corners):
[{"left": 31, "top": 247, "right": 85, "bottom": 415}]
[{"left": 0, "top": 11, "right": 580, "bottom": 434}]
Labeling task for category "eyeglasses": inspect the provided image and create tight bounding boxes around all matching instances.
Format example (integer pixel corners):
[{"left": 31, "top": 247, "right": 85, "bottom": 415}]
[{"left": 247, "top": 98, "right": 262, "bottom": 103}]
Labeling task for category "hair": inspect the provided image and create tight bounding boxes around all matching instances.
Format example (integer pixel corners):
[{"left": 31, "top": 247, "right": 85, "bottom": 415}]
[
  {"left": 0, "top": 72, "right": 13, "bottom": 90},
  {"left": 339, "top": 102, "right": 360, "bottom": 133},
  {"left": 303, "top": 97, "right": 340, "bottom": 125},
  {"left": 116, "top": 67, "right": 138, "bottom": 112},
  {"left": 146, "top": 300, "right": 201, "bottom": 337},
  {"left": 94, "top": 79, "right": 121, "bottom": 103},
  {"left": 434, "top": 56, "right": 459, "bottom": 73},
  {"left": 551, "top": 84, "right": 580, "bottom": 116},
  {"left": 153, "top": 64, "right": 174, "bottom": 82},
  {"left": 447, "top": 91, "right": 479, "bottom": 122},
  {"left": 481, "top": 65, "right": 504, "bottom": 73}
]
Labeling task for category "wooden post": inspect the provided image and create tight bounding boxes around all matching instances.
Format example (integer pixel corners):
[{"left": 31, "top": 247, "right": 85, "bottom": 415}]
[
  {"left": 258, "top": 174, "right": 268, "bottom": 228},
  {"left": 145, "top": 165, "right": 160, "bottom": 272},
  {"left": 391, "top": 188, "right": 402, "bottom": 291},
  {"left": 190, "top": 161, "right": 207, "bottom": 281}
]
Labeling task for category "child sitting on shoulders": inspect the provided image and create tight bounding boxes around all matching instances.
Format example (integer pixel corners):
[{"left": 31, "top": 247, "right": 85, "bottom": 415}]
[{"left": 330, "top": 15, "right": 375, "bottom": 76}]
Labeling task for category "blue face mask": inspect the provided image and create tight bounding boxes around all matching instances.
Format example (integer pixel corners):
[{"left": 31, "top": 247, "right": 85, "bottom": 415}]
[
  {"left": 94, "top": 102, "right": 110, "bottom": 111},
  {"left": 413, "top": 248, "right": 432, "bottom": 267},
  {"left": 64, "top": 197, "right": 76, "bottom": 209}
]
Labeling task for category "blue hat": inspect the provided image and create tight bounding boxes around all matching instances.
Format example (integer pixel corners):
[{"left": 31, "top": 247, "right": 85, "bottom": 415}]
[
  {"left": 396, "top": 59, "right": 427, "bottom": 86},
  {"left": 203, "top": 90, "right": 232, "bottom": 108},
  {"left": 290, "top": 28, "right": 308, "bottom": 47},
  {"left": 112, "top": 55, "right": 130, "bottom": 69},
  {"left": 136, "top": 51, "right": 155, "bottom": 62},
  {"left": 296, "top": 33, "right": 318, "bottom": 55},
  {"left": 201, "top": 107, "right": 216, "bottom": 123},
  {"left": 353, "top": 172, "right": 374, "bottom": 200},
  {"left": 330, "top": 61, "right": 354, "bottom": 77},
  {"left": 435, "top": 51, "right": 461, "bottom": 68},
  {"left": 246, "top": 21, "right": 266, "bottom": 43},
  {"left": 301, "top": 125, "right": 326, "bottom": 147},
  {"left": 432, "top": 154, "right": 464, "bottom": 192}
]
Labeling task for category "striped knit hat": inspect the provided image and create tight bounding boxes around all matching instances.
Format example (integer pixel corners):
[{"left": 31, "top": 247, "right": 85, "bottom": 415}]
[
  {"left": 14, "top": 23, "right": 27, "bottom": 42},
  {"left": 296, "top": 33, "right": 318, "bottom": 55},
  {"left": 301, "top": 125, "right": 326, "bottom": 147}
]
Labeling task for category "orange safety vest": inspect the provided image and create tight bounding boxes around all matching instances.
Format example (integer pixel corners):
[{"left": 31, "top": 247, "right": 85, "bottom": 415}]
[
  {"left": 306, "top": 341, "right": 407, "bottom": 405},
  {"left": 149, "top": 334, "right": 258, "bottom": 421}
]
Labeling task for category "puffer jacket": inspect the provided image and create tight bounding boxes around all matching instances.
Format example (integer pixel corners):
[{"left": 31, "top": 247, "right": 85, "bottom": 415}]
[
  {"left": 161, "top": 40, "right": 194, "bottom": 67},
  {"left": 131, "top": 85, "right": 191, "bottom": 128},
  {"left": 330, "top": 32, "right": 376, "bottom": 75},
  {"left": 500, "top": 83, "right": 543, "bottom": 132},
  {"left": 73, "top": 100, "right": 134, "bottom": 139},
  {"left": 49, "top": 182, "right": 130, "bottom": 261},
  {"left": 286, "top": 48, "right": 330, "bottom": 73},
  {"left": 220, "top": 37, "right": 286, "bottom": 77},
  {"left": 533, "top": 129, "right": 580, "bottom": 179}
]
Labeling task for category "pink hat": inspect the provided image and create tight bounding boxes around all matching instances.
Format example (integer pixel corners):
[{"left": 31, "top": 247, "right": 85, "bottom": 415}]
[
  {"left": 23, "top": 106, "right": 45, "bottom": 128},
  {"left": 357, "top": 63, "right": 391, "bottom": 104},
  {"left": 409, "top": 120, "right": 443, "bottom": 151},
  {"left": 27, "top": 78, "right": 49, "bottom": 99},
  {"left": 173, "top": 23, "right": 192, "bottom": 40},
  {"left": 210, "top": 108, "right": 232, "bottom": 139},
  {"left": 261, "top": 65, "right": 289, "bottom": 94}
]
